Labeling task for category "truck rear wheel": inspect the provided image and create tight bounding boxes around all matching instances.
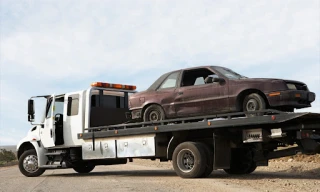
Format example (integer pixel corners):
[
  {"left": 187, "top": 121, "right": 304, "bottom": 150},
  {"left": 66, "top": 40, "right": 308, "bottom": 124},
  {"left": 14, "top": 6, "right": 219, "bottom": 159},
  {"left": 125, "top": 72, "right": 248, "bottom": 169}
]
[
  {"left": 73, "top": 161, "right": 95, "bottom": 173},
  {"left": 223, "top": 148, "right": 257, "bottom": 175},
  {"left": 198, "top": 143, "right": 214, "bottom": 178},
  {"left": 19, "top": 149, "right": 45, "bottom": 177},
  {"left": 172, "top": 142, "right": 207, "bottom": 178}
]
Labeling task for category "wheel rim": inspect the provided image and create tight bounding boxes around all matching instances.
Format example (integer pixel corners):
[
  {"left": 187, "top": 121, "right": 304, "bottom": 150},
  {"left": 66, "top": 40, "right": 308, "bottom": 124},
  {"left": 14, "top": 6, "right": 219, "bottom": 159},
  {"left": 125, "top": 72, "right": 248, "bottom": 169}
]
[
  {"left": 149, "top": 110, "right": 161, "bottom": 121},
  {"left": 23, "top": 155, "right": 39, "bottom": 173},
  {"left": 177, "top": 149, "right": 195, "bottom": 173},
  {"left": 246, "top": 99, "right": 259, "bottom": 111}
]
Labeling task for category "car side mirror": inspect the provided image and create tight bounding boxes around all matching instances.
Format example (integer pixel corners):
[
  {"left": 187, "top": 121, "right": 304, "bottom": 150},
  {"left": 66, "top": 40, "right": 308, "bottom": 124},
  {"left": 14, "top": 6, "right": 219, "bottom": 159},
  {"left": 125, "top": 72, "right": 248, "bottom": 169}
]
[
  {"left": 28, "top": 99, "right": 35, "bottom": 122},
  {"left": 212, "top": 77, "right": 222, "bottom": 82},
  {"left": 205, "top": 75, "right": 224, "bottom": 83}
]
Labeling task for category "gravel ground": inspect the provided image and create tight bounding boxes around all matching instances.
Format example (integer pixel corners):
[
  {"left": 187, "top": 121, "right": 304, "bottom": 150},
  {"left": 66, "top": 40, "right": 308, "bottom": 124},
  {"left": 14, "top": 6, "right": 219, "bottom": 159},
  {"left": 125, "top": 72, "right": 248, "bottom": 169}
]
[
  {"left": 130, "top": 158, "right": 320, "bottom": 192},
  {"left": 1, "top": 155, "right": 319, "bottom": 192}
]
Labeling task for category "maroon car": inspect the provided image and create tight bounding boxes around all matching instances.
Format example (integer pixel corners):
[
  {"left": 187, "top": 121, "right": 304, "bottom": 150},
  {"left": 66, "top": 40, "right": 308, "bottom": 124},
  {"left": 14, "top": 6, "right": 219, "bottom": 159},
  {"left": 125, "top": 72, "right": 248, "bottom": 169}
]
[{"left": 129, "top": 66, "right": 316, "bottom": 122}]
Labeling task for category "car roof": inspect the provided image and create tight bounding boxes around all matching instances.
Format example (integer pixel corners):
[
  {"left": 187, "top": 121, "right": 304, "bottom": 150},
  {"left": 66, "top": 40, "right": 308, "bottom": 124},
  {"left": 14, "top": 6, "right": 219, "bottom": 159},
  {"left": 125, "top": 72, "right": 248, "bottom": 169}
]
[{"left": 146, "top": 65, "right": 223, "bottom": 91}]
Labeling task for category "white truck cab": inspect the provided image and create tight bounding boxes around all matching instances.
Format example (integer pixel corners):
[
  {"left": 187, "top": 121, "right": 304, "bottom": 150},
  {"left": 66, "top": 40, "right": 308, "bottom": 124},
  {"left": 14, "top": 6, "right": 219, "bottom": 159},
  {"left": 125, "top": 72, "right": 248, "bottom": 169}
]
[{"left": 17, "top": 82, "right": 136, "bottom": 177}]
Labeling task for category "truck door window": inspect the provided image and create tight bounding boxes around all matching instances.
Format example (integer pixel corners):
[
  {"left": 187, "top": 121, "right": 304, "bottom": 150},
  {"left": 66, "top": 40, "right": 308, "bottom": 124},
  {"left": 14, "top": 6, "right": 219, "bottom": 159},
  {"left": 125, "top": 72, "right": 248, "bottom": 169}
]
[
  {"left": 67, "top": 94, "right": 79, "bottom": 116},
  {"left": 45, "top": 97, "right": 64, "bottom": 119}
]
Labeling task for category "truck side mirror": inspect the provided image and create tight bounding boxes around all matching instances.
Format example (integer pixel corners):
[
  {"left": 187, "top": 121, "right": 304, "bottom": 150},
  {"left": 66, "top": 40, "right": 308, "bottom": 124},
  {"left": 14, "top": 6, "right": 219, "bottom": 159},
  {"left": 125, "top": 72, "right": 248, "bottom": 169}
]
[{"left": 28, "top": 99, "right": 35, "bottom": 122}]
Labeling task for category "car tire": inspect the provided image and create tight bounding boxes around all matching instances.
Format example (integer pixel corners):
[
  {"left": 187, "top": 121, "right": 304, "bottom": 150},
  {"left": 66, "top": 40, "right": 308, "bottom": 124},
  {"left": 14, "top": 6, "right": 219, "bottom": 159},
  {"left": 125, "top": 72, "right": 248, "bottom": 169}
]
[
  {"left": 73, "top": 161, "right": 95, "bottom": 173},
  {"left": 19, "top": 149, "right": 45, "bottom": 177},
  {"left": 143, "top": 104, "right": 165, "bottom": 122},
  {"left": 172, "top": 142, "right": 207, "bottom": 178},
  {"left": 243, "top": 93, "right": 266, "bottom": 116}
]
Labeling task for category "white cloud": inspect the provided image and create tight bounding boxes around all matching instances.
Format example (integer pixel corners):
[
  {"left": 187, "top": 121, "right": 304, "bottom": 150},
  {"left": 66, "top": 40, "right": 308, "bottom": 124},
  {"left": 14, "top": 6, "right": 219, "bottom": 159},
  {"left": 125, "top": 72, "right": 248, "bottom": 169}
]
[{"left": 0, "top": 0, "right": 319, "bottom": 144}]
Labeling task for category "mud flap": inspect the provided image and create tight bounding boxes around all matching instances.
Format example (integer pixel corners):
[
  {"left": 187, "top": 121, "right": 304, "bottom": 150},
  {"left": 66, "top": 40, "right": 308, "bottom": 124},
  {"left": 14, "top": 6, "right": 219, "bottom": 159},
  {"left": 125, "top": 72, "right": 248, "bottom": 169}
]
[{"left": 213, "top": 133, "right": 231, "bottom": 169}]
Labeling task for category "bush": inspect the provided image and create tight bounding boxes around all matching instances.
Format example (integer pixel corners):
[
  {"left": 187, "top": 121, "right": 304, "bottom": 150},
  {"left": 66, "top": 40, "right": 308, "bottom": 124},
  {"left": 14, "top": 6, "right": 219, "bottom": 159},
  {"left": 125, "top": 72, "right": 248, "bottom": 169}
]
[{"left": 0, "top": 149, "right": 17, "bottom": 163}]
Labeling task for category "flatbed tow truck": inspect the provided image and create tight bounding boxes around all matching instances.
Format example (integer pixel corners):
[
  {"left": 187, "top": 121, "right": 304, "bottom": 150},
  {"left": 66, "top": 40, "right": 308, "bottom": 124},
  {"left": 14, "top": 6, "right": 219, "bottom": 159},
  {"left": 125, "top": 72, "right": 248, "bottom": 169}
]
[{"left": 17, "top": 82, "right": 320, "bottom": 178}]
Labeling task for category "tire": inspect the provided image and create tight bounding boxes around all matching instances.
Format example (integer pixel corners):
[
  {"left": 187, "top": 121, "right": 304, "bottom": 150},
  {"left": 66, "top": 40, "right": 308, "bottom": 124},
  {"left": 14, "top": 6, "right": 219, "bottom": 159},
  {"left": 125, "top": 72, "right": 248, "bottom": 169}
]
[
  {"left": 19, "top": 149, "right": 45, "bottom": 177},
  {"left": 243, "top": 93, "right": 266, "bottom": 116},
  {"left": 198, "top": 143, "right": 214, "bottom": 178},
  {"left": 73, "top": 161, "right": 95, "bottom": 173},
  {"left": 223, "top": 148, "right": 257, "bottom": 175},
  {"left": 143, "top": 104, "right": 165, "bottom": 122},
  {"left": 172, "top": 142, "right": 207, "bottom": 178}
]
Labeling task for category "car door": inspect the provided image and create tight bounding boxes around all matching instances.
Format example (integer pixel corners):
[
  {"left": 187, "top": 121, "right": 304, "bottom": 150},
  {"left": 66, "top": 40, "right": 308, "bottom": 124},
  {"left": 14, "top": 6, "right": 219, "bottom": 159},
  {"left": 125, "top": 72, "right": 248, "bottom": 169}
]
[
  {"left": 204, "top": 78, "right": 229, "bottom": 114},
  {"left": 40, "top": 95, "right": 56, "bottom": 148},
  {"left": 174, "top": 86, "right": 203, "bottom": 117},
  {"left": 155, "top": 71, "right": 181, "bottom": 118},
  {"left": 174, "top": 68, "right": 229, "bottom": 117}
]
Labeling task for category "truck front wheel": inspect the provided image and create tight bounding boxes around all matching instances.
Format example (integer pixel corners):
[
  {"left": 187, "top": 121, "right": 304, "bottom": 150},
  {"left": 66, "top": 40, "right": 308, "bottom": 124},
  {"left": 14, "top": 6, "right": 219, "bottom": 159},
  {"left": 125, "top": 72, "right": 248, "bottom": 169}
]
[
  {"left": 73, "top": 161, "right": 95, "bottom": 173},
  {"left": 19, "top": 149, "right": 45, "bottom": 177},
  {"left": 172, "top": 142, "right": 207, "bottom": 178}
]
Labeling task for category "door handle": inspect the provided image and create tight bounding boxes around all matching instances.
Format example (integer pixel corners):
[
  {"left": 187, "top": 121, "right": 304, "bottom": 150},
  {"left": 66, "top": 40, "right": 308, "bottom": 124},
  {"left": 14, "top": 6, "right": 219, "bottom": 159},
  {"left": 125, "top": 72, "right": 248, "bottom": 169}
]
[
  {"left": 178, "top": 92, "right": 183, "bottom": 95},
  {"left": 50, "top": 129, "right": 53, "bottom": 138}
]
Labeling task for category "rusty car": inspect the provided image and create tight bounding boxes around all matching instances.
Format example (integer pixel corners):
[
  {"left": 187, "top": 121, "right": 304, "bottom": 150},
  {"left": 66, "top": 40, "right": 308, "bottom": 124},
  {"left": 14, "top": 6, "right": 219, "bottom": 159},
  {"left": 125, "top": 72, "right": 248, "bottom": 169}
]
[{"left": 129, "top": 66, "right": 316, "bottom": 122}]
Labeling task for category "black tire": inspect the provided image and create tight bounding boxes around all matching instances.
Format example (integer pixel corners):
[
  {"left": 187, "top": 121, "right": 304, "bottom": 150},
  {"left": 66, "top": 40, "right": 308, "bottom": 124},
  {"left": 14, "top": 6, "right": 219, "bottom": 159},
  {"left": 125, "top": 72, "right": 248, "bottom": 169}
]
[
  {"left": 73, "top": 161, "right": 95, "bottom": 173},
  {"left": 172, "top": 142, "right": 207, "bottom": 178},
  {"left": 19, "top": 149, "right": 45, "bottom": 177},
  {"left": 143, "top": 104, "right": 165, "bottom": 122},
  {"left": 243, "top": 93, "right": 266, "bottom": 116},
  {"left": 198, "top": 143, "right": 214, "bottom": 178},
  {"left": 223, "top": 148, "right": 257, "bottom": 175}
]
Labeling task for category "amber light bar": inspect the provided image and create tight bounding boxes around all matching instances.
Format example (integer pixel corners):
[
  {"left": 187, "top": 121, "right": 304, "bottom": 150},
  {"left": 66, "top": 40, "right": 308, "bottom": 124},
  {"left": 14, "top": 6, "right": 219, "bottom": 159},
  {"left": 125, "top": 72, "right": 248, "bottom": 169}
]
[{"left": 91, "top": 82, "right": 136, "bottom": 90}]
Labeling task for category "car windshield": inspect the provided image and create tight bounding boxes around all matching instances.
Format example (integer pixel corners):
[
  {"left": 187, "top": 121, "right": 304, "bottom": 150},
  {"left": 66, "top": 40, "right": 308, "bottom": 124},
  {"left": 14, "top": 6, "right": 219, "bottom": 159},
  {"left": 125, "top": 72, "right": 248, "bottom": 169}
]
[{"left": 211, "top": 66, "right": 247, "bottom": 79}]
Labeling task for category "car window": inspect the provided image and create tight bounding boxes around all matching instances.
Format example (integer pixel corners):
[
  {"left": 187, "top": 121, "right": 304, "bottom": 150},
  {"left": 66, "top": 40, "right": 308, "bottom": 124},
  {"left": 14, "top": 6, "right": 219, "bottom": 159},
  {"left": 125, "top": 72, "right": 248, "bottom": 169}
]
[
  {"left": 194, "top": 77, "right": 205, "bottom": 85},
  {"left": 181, "top": 68, "right": 215, "bottom": 87},
  {"left": 159, "top": 72, "right": 179, "bottom": 89}
]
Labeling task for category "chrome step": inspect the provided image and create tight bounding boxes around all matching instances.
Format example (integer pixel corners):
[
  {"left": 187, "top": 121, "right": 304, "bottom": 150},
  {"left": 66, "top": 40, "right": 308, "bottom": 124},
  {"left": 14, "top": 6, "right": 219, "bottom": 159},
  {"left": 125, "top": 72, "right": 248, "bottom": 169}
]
[
  {"left": 45, "top": 152, "right": 65, "bottom": 156},
  {"left": 39, "top": 165, "right": 62, "bottom": 169}
]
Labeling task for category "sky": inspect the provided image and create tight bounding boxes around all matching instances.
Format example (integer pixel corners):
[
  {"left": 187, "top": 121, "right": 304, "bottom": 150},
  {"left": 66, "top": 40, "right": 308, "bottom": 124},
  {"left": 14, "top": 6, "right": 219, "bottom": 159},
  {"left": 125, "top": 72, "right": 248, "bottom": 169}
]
[{"left": 0, "top": 0, "right": 319, "bottom": 146}]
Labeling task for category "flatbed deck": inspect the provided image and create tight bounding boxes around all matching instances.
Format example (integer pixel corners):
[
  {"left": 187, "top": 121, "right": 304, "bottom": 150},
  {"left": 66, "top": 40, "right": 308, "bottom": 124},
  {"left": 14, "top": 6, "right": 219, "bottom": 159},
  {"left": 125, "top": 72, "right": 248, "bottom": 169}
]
[{"left": 79, "top": 110, "right": 320, "bottom": 139}]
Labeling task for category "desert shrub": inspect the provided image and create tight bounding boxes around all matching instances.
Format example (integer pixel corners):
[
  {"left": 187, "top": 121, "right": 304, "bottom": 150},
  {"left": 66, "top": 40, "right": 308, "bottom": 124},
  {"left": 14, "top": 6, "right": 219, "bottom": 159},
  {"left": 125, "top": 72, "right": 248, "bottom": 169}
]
[{"left": 0, "top": 149, "right": 16, "bottom": 163}]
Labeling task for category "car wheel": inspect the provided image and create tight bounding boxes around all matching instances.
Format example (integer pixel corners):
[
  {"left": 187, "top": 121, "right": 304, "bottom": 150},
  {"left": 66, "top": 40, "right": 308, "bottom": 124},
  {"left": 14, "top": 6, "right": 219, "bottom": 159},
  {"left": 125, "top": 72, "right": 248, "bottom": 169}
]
[
  {"left": 19, "top": 149, "right": 45, "bottom": 177},
  {"left": 243, "top": 93, "right": 266, "bottom": 116},
  {"left": 143, "top": 104, "right": 165, "bottom": 122}
]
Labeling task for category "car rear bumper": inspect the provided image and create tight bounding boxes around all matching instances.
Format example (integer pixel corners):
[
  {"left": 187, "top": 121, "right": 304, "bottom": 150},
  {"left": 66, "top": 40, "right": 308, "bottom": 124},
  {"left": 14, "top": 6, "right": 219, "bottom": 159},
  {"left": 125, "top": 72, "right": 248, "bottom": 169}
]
[
  {"left": 131, "top": 109, "right": 142, "bottom": 119},
  {"left": 267, "top": 90, "right": 315, "bottom": 109}
]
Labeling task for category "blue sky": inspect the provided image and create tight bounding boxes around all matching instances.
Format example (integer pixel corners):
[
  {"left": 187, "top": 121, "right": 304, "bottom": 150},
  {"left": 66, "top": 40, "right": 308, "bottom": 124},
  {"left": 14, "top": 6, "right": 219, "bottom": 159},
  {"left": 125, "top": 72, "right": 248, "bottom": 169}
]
[{"left": 0, "top": 0, "right": 319, "bottom": 145}]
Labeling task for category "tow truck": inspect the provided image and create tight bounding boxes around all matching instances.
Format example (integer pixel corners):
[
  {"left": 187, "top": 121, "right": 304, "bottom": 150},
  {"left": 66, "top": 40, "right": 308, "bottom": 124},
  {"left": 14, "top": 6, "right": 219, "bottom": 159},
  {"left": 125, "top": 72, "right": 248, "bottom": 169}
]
[{"left": 17, "top": 82, "right": 320, "bottom": 178}]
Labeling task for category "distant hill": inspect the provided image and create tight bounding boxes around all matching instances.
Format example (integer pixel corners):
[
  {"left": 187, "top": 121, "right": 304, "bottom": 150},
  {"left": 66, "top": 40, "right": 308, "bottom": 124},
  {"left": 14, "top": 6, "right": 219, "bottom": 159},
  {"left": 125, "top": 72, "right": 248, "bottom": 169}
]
[{"left": 0, "top": 145, "right": 17, "bottom": 152}]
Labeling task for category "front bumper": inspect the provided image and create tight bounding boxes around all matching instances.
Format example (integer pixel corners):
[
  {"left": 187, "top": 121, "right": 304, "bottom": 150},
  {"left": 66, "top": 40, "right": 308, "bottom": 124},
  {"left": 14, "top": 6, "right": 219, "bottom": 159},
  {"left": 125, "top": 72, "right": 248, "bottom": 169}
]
[{"left": 267, "top": 90, "right": 316, "bottom": 109}]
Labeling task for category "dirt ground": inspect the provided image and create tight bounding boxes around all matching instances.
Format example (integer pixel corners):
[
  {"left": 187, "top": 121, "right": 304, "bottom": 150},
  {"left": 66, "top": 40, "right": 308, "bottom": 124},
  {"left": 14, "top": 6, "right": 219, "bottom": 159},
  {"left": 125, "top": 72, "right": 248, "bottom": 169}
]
[
  {"left": 131, "top": 154, "right": 320, "bottom": 192},
  {"left": 1, "top": 154, "right": 319, "bottom": 192}
]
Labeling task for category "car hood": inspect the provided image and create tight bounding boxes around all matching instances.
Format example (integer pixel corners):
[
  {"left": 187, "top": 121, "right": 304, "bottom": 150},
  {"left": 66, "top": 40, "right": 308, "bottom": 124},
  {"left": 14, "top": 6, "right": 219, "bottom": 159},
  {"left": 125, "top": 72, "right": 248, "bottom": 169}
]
[{"left": 232, "top": 78, "right": 305, "bottom": 85}]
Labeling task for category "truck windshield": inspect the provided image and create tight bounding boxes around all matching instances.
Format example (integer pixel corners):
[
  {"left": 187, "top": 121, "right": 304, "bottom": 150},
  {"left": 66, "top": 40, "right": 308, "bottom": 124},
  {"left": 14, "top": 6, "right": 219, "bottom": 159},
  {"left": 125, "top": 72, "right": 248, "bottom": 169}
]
[{"left": 211, "top": 66, "right": 247, "bottom": 79}]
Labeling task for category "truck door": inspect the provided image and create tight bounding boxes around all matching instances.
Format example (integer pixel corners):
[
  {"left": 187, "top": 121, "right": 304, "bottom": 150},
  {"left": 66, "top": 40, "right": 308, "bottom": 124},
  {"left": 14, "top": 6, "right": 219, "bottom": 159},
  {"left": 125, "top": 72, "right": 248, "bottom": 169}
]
[{"left": 40, "top": 95, "right": 56, "bottom": 147}]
